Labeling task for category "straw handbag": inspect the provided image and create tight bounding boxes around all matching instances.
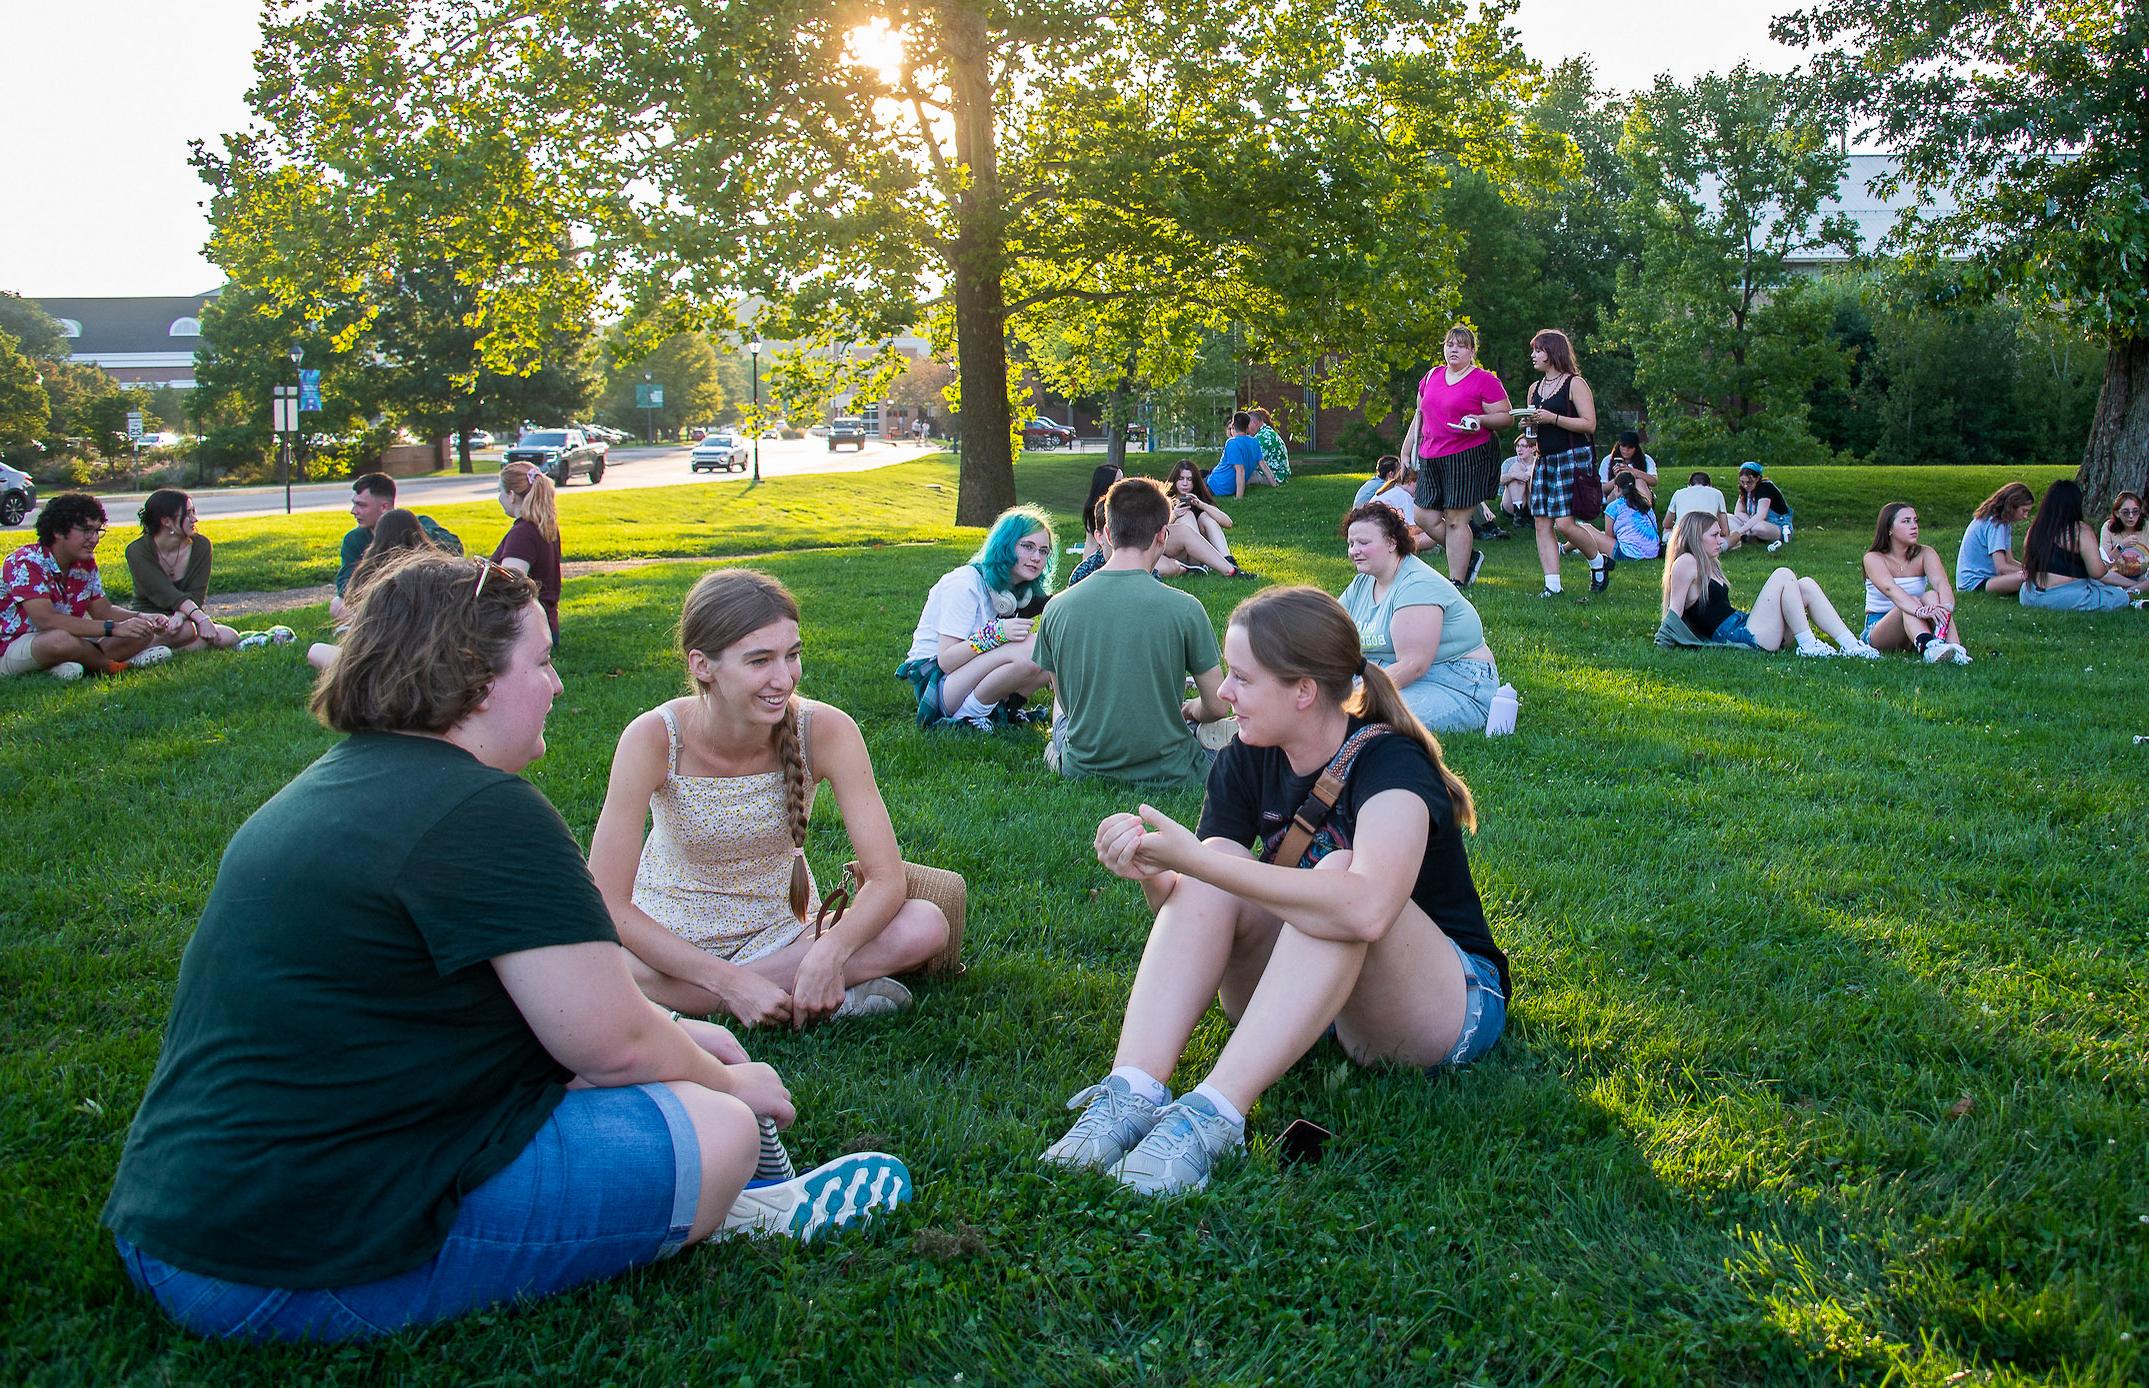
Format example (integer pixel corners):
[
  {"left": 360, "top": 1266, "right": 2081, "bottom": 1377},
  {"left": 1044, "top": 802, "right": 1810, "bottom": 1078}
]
[{"left": 813, "top": 860, "right": 968, "bottom": 976}]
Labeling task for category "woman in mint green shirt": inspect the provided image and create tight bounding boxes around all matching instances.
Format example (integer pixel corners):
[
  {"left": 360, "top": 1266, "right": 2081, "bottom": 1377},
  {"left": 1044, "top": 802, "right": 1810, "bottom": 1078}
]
[{"left": 1337, "top": 503, "right": 1499, "bottom": 733}]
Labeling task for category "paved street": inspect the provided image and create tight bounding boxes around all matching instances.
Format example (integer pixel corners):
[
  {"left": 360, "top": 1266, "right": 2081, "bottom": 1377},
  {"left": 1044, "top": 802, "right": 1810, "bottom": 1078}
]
[{"left": 46, "top": 435, "right": 936, "bottom": 525}]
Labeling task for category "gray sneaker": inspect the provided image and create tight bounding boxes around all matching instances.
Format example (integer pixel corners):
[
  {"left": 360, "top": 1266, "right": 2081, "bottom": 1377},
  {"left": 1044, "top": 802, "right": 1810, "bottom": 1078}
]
[
  {"left": 719, "top": 1151, "right": 911, "bottom": 1242},
  {"left": 1041, "top": 1075, "right": 1164, "bottom": 1172},
  {"left": 829, "top": 976, "right": 913, "bottom": 1020},
  {"left": 1112, "top": 1093, "right": 1245, "bottom": 1196}
]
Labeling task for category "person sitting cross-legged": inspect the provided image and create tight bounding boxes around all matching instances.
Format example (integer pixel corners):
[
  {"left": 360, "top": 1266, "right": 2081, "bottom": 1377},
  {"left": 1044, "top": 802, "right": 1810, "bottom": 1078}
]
[
  {"left": 1033, "top": 477, "right": 1231, "bottom": 785},
  {"left": 1041, "top": 586, "right": 1510, "bottom": 1197},
  {"left": 897, "top": 506, "right": 1057, "bottom": 730},
  {"left": 0, "top": 492, "right": 181, "bottom": 681},
  {"left": 330, "top": 472, "right": 461, "bottom": 622},
  {"left": 100, "top": 550, "right": 910, "bottom": 1345}
]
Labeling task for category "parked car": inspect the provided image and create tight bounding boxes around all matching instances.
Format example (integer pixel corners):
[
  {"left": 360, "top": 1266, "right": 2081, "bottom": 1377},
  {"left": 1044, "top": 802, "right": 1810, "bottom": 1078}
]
[
  {"left": 135, "top": 431, "right": 183, "bottom": 450},
  {"left": 504, "top": 428, "right": 607, "bottom": 485},
  {"left": 1021, "top": 419, "right": 1077, "bottom": 449},
  {"left": 451, "top": 429, "right": 496, "bottom": 450},
  {"left": 827, "top": 416, "right": 869, "bottom": 451},
  {"left": 0, "top": 461, "right": 35, "bottom": 528},
  {"left": 577, "top": 422, "right": 627, "bottom": 445},
  {"left": 690, "top": 431, "right": 749, "bottom": 473}
]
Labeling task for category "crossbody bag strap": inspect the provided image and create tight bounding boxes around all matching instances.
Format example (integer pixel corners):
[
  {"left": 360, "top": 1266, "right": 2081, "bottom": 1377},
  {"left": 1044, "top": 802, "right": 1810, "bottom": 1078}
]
[{"left": 1264, "top": 724, "right": 1394, "bottom": 868}]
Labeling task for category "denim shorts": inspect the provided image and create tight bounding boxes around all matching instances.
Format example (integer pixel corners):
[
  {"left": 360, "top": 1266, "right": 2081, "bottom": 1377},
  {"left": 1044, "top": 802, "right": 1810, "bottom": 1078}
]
[
  {"left": 1437, "top": 939, "right": 1508, "bottom": 1068},
  {"left": 1862, "top": 609, "right": 1888, "bottom": 639},
  {"left": 113, "top": 1083, "right": 699, "bottom": 1343},
  {"left": 1709, "top": 610, "right": 1761, "bottom": 649}
]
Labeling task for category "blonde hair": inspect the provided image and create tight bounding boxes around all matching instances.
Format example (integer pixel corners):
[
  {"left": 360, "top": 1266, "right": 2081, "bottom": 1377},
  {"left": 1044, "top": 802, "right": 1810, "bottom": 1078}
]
[
  {"left": 1228, "top": 587, "right": 1475, "bottom": 833},
  {"left": 679, "top": 569, "right": 812, "bottom": 924},
  {"left": 517, "top": 470, "right": 559, "bottom": 543},
  {"left": 1661, "top": 510, "right": 1727, "bottom": 614}
]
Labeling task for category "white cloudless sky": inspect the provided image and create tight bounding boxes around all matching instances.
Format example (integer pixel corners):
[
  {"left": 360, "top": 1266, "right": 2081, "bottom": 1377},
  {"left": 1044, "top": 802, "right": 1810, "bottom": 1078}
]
[{"left": 0, "top": 0, "right": 1806, "bottom": 298}]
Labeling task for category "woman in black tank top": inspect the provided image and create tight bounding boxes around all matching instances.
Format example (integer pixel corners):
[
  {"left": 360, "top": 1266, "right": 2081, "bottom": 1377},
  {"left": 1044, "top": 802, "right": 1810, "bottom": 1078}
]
[
  {"left": 1521, "top": 330, "right": 1618, "bottom": 599},
  {"left": 1660, "top": 509, "right": 1872, "bottom": 656}
]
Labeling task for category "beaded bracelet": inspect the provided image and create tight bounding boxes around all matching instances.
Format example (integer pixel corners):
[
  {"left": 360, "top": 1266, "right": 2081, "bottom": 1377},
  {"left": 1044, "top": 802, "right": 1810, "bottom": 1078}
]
[{"left": 966, "top": 619, "right": 1006, "bottom": 655}]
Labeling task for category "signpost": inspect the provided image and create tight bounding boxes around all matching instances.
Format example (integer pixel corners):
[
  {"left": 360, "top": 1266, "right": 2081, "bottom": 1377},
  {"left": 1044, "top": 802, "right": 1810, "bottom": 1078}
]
[
  {"left": 273, "top": 385, "right": 300, "bottom": 514},
  {"left": 636, "top": 379, "right": 664, "bottom": 446},
  {"left": 126, "top": 411, "right": 144, "bottom": 487}
]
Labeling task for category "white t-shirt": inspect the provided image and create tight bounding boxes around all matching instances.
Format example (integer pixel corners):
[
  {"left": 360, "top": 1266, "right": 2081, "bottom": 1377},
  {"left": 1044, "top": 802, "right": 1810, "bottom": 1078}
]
[
  {"left": 1665, "top": 484, "right": 1728, "bottom": 529},
  {"left": 1370, "top": 484, "right": 1417, "bottom": 528},
  {"left": 906, "top": 565, "right": 999, "bottom": 662}
]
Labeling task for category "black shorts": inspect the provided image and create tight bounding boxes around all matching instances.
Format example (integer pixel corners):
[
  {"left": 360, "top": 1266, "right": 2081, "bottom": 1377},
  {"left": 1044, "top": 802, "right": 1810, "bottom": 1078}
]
[{"left": 1415, "top": 435, "right": 1499, "bottom": 512}]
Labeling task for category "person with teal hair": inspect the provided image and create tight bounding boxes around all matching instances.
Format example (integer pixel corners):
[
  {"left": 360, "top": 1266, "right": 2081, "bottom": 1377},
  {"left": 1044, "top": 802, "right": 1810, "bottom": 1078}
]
[{"left": 897, "top": 505, "right": 1058, "bottom": 730}]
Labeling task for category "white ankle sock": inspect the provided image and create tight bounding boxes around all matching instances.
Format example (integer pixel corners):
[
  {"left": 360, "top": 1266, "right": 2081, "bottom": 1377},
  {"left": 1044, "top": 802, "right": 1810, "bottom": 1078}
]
[
  {"left": 1190, "top": 1082, "right": 1246, "bottom": 1129},
  {"left": 1109, "top": 1065, "right": 1170, "bottom": 1106},
  {"left": 1542, "top": 573, "right": 1563, "bottom": 593},
  {"left": 954, "top": 693, "right": 995, "bottom": 722},
  {"left": 1589, "top": 553, "right": 1606, "bottom": 572}
]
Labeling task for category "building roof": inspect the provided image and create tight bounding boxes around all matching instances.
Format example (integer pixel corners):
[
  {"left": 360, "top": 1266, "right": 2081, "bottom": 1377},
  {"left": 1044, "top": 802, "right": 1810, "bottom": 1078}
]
[
  {"left": 1697, "top": 155, "right": 1963, "bottom": 265},
  {"left": 32, "top": 290, "right": 222, "bottom": 360}
]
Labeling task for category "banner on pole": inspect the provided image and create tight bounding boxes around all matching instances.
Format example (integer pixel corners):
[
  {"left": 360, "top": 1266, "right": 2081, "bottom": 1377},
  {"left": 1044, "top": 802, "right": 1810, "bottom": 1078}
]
[{"left": 298, "top": 370, "right": 322, "bottom": 412}]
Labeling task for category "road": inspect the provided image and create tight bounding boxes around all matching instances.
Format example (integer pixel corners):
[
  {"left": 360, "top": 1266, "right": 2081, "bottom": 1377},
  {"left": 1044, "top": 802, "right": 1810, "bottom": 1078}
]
[{"left": 58, "top": 435, "right": 935, "bottom": 524}]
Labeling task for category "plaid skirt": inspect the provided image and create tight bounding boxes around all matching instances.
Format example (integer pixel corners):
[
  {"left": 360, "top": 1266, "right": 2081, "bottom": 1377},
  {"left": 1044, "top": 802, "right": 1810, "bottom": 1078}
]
[
  {"left": 1415, "top": 434, "right": 1499, "bottom": 512},
  {"left": 1528, "top": 445, "right": 1595, "bottom": 519}
]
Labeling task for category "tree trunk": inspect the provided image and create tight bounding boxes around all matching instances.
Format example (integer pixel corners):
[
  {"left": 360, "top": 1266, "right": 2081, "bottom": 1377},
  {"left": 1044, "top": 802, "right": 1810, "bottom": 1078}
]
[
  {"left": 1103, "top": 365, "right": 1134, "bottom": 474},
  {"left": 944, "top": 2, "right": 1015, "bottom": 527},
  {"left": 2077, "top": 336, "right": 2149, "bottom": 509}
]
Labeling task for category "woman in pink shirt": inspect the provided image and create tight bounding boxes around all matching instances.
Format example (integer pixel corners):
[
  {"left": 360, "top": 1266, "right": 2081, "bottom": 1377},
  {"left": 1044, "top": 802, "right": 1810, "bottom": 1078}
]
[{"left": 1410, "top": 325, "right": 1513, "bottom": 589}]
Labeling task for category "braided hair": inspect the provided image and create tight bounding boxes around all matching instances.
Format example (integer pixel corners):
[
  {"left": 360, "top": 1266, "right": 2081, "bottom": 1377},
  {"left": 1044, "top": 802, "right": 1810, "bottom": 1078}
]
[{"left": 679, "top": 568, "right": 812, "bottom": 923}]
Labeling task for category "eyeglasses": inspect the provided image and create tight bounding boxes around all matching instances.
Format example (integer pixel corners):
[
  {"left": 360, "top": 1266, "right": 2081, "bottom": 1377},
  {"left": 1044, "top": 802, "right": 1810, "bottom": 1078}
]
[
  {"left": 73, "top": 524, "right": 107, "bottom": 539},
  {"left": 1015, "top": 540, "right": 1052, "bottom": 558}
]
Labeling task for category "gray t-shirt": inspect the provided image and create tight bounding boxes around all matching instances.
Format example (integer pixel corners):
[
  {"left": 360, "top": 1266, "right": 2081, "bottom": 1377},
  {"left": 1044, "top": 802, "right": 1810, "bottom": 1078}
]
[
  {"left": 1033, "top": 568, "right": 1220, "bottom": 786},
  {"left": 1956, "top": 517, "right": 2010, "bottom": 590}
]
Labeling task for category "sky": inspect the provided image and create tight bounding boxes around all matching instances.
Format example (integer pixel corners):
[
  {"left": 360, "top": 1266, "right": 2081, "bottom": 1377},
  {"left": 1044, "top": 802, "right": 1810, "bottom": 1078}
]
[{"left": 1, "top": 0, "right": 1810, "bottom": 299}]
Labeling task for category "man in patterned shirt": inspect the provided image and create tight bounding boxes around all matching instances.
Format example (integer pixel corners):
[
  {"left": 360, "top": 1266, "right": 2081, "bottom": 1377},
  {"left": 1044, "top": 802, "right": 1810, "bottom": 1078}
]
[
  {"left": 1247, "top": 408, "right": 1291, "bottom": 484},
  {"left": 1, "top": 493, "right": 180, "bottom": 680}
]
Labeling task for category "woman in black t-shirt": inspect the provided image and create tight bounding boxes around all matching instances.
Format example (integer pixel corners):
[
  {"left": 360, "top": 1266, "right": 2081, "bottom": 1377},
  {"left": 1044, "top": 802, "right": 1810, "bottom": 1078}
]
[
  {"left": 1040, "top": 586, "right": 1508, "bottom": 1197},
  {"left": 1726, "top": 462, "right": 1793, "bottom": 550}
]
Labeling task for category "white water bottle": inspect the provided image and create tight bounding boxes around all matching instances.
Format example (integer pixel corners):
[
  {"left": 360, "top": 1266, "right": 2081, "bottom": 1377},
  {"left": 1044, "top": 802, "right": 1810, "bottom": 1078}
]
[{"left": 1485, "top": 683, "right": 1520, "bottom": 736}]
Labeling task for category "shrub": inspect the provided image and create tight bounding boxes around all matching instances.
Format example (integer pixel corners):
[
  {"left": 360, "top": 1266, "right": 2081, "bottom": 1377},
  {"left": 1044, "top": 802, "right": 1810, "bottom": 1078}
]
[{"left": 1334, "top": 418, "right": 1396, "bottom": 468}]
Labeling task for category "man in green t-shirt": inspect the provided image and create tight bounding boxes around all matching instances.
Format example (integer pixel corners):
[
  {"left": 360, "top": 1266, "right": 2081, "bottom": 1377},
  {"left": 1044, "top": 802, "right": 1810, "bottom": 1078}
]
[{"left": 1033, "top": 477, "right": 1230, "bottom": 786}]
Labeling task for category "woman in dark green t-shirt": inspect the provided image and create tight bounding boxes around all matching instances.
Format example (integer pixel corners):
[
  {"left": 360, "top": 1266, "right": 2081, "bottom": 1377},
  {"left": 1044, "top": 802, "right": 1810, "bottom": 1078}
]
[{"left": 101, "top": 550, "right": 910, "bottom": 1342}]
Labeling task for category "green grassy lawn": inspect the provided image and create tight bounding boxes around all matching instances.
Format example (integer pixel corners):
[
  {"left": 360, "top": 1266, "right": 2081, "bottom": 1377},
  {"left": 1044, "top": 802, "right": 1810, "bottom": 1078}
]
[{"left": 3, "top": 455, "right": 2144, "bottom": 1384}]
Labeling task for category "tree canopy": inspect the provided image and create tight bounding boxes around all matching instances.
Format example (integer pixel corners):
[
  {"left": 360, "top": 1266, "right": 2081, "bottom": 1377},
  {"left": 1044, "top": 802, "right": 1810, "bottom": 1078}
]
[
  {"left": 1776, "top": 0, "right": 2149, "bottom": 499},
  {"left": 208, "top": 0, "right": 1545, "bottom": 521}
]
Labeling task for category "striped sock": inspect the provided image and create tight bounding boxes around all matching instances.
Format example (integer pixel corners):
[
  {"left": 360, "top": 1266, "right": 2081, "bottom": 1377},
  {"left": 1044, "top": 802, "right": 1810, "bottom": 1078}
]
[{"left": 755, "top": 1118, "right": 795, "bottom": 1183}]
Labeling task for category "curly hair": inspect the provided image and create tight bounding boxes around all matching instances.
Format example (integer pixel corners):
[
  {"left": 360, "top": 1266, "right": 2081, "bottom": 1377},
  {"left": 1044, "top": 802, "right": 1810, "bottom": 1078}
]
[
  {"left": 36, "top": 493, "right": 105, "bottom": 549},
  {"left": 968, "top": 505, "right": 1056, "bottom": 606},
  {"left": 312, "top": 550, "right": 536, "bottom": 734},
  {"left": 1342, "top": 501, "right": 1416, "bottom": 556},
  {"left": 679, "top": 568, "right": 813, "bottom": 924}
]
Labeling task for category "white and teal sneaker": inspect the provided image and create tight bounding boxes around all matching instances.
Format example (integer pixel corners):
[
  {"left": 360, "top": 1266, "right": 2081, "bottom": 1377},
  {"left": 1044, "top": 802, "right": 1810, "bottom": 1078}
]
[
  {"left": 1112, "top": 1092, "right": 1245, "bottom": 1196},
  {"left": 720, "top": 1151, "right": 911, "bottom": 1242},
  {"left": 1041, "top": 1074, "right": 1164, "bottom": 1172}
]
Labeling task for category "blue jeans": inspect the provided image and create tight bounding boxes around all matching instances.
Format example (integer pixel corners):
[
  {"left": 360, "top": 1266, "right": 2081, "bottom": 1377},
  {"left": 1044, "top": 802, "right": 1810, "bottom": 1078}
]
[
  {"left": 2020, "top": 578, "right": 2132, "bottom": 612},
  {"left": 113, "top": 1083, "right": 699, "bottom": 1343},
  {"left": 1438, "top": 941, "right": 1508, "bottom": 1067},
  {"left": 1399, "top": 657, "right": 1498, "bottom": 734}
]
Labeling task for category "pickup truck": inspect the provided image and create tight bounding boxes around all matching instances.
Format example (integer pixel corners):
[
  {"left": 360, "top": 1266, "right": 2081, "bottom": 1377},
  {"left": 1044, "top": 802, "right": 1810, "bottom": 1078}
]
[
  {"left": 504, "top": 428, "right": 607, "bottom": 485},
  {"left": 826, "top": 417, "right": 869, "bottom": 452}
]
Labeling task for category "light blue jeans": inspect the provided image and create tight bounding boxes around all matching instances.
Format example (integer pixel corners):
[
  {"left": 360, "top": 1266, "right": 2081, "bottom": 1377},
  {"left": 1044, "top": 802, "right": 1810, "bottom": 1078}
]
[
  {"left": 2020, "top": 578, "right": 2132, "bottom": 612},
  {"left": 1399, "top": 657, "right": 1499, "bottom": 733},
  {"left": 112, "top": 1083, "right": 699, "bottom": 1343}
]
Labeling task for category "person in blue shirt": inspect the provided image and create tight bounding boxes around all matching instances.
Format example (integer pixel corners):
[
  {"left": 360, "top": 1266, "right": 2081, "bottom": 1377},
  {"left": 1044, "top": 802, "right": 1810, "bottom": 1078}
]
[{"left": 1203, "top": 413, "right": 1275, "bottom": 499}]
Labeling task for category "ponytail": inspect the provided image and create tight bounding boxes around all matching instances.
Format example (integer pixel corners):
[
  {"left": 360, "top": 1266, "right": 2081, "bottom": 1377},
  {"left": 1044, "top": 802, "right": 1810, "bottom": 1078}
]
[{"left": 1349, "top": 662, "right": 1476, "bottom": 834}]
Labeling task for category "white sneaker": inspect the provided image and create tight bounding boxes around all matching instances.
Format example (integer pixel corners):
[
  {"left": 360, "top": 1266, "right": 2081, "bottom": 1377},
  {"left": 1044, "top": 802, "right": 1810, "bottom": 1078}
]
[
  {"left": 1766, "top": 539, "right": 1785, "bottom": 553},
  {"left": 48, "top": 661, "right": 85, "bottom": 681},
  {"left": 1922, "top": 638, "right": 1951, "bottom": 664},
  {"left": 719, "top": 1152, "right": 911, "bottom": 1242},
  {"left": 128, "top": 645, "right": 174, "bottom": 668},
  {"left": 1947, "top": 643, "right": 1973, "bottom": 665},
  {"left": 1795, "top": 634, "right": 1837, "bottom": 658},
  {"left": 1840, "top": 640, "right": 1882, "bottom": 659},
  {"left": 828, "top": 976, "right": 913, "bottom": 1020}
]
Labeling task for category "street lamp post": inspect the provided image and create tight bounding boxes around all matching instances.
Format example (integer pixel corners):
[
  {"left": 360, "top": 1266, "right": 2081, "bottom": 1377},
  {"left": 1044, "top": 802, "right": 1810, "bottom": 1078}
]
[
  {"left": 289, "top": 345, "right": 305, "bottom": 492},
  {"left": 748, "top": 339, "right": 762, "bottom": 483},
  {"left": 643, "top": 371, "right": 656, "bottom": 446}
]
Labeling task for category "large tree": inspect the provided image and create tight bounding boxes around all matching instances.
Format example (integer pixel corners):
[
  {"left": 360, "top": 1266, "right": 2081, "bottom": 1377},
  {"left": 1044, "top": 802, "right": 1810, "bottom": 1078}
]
[
  {"left": 1604, "top": 64, "right": 1856, "bottom": 465},
  {"left": 0, "top": 331, "right": 51, "bottom": 449},
  {"left": 0, "top": 294, "right": 70, "bottom": 362},
  {"left": 1776, "top": 0, "right": 2149, "bottom": 502},
  {"left": 215, "top": 0, "right": 1539, "bottom": 523}
]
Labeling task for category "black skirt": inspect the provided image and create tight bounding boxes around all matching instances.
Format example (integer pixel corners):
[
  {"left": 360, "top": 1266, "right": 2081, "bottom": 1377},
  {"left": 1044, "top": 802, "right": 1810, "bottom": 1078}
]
[{"left": 1415, "top": 434, "right": 1500, "bottom": 512}]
